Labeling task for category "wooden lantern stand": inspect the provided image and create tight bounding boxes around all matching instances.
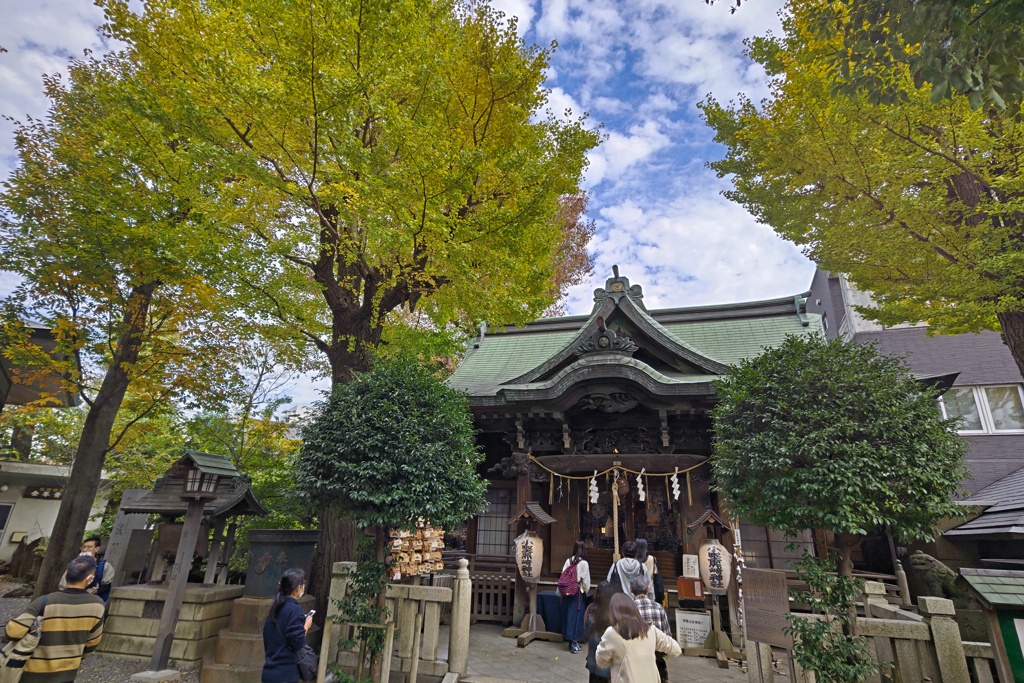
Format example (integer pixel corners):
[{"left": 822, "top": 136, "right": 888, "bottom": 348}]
[
  {"left": 502, "top": 502, "right": 564, "bottom": 648},
  {"left": 687, "top": 507, "right": 741, "bottom": 669}
]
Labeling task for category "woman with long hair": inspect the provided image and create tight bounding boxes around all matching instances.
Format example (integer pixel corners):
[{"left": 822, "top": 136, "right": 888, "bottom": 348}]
[
  {"left": 583, "top": 581, "right": 616, "bottom": 683},
  {"left": 262, "top": 568, "right": 313, "bottom": 683},
  {"left": 595, "top": 593, "right": 681, "bottom": 683},
  {"left": 559, "top": 540, "right": 591, "bottom": 653}
]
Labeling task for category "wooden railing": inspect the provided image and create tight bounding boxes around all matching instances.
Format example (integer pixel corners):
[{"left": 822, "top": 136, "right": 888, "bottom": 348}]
[
  {"left": 444, "top": 553, "right": 516, "bottom": 625},
  {"left": 319, "top": 560, "right": 473, "bottom": 683},
  {"left": 747, "top": 582, "right": 997, "bottom": 683}
]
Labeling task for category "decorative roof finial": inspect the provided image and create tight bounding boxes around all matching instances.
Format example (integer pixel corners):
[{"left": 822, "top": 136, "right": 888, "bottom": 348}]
[{"left": 592, "top": 266, "right": 645, "bottom": 309}]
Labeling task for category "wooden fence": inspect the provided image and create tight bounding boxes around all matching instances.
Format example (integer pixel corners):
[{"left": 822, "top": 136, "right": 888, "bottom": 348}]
[
  {"left": 318, "top": 559, "right": 473, "bottom": 683},
  {"left": 444, "top": 553, "right": 516, "bottom": 625},
  {"left": 747, "top": 582, "right": 997, "bottom": 683}
]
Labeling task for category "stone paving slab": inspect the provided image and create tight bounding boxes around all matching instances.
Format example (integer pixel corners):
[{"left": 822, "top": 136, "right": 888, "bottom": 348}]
[{"left": 463, "top": 624, "right": 749, "bottom": 683}]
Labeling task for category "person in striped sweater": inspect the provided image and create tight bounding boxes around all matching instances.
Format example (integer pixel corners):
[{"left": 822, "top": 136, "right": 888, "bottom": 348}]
[{"left": 6, "top": 555, "right": 105, "bottom": 682}]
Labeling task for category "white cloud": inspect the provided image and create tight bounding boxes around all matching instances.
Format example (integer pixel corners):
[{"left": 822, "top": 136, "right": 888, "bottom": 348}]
[
  {"left": 545, "top": 85, "right": 584, "bottom": 119},
  {"left": 0, "top": 1, "right": 108, "bottom": 181},
  {"left": 585, "top": 119, "right": 672, "bottom": 186},
  {"left": 486, "top": 0, "right": 537, "bottom": 35},
  {"left": 561, "top": 169, "right": 815, "bottom": 316}
]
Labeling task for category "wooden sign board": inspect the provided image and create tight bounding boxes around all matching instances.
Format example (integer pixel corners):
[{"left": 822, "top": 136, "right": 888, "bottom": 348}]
[
  {"left": 744, "top": 568, "right": 793, "bottom": 650},
  {"left": 682, "top": 554, "right": 700, "bottom": 579}
]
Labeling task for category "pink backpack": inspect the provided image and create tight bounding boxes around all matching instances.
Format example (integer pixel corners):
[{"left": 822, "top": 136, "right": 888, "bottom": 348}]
[{"left": 557, "top": 560, "right": 580, "bottom": 596}]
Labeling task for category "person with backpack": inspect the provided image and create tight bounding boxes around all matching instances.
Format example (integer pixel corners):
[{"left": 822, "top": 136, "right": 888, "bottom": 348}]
[
  {"left": 557, "top": 540, "right": 590, "bottom": 653},
  {"left": 635, "top": 539, "right": 664, "bottom": 605},
  {"left": 58, "top": 537, "right": 113, "bottom": 602},
  {"left": 4, "top": 555, "right": 105, "bottom": 683},
  {"left": 606, "top": 541, "right": 648, "bottom": 596}
]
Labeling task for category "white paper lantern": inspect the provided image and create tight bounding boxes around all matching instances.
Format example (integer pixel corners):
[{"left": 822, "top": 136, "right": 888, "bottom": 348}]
[
  {"left": 698, "top": 538, "right": 731, "bottom": 596},
  {"left": 514, "top": 530, "right": 543, "bottom": 583}
]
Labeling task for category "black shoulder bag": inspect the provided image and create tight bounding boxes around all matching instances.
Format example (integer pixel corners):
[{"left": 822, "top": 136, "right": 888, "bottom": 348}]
[{"left": 276, "top": 615, "right": 318, "bottom": 681}]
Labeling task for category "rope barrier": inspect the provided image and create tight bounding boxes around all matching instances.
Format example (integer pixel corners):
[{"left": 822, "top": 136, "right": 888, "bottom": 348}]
[{"left": 526, "top": 454, "right": 708, "bottom": 480}]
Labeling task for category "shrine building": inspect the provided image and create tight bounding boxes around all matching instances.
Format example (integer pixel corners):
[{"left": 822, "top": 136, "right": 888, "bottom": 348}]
[{"left": 447, "top": 267, "right": 825, "bottom": 592}]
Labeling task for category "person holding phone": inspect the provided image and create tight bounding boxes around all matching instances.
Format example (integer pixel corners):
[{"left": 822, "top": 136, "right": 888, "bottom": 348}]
[{"left": 262, "top": 568, "right": 313, "bottom": 683}]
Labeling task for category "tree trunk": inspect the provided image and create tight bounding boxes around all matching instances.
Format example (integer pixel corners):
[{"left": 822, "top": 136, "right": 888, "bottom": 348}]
[
  {"left": 308, "top": 507, "right": 357, "bottom": 619},
  {"left": 997, "top": 310, "right": 1024, "bottom": 382},
  {"left": 34, "top": 282, "right": 158, "bottom": 598},
  {"left": 308, "top": 328, "right": 377, "bottom": 618},
  {"left": 834, "top": 532, "right": 860, "bottom": 638},
  {"left": 10, "top": 424, "right": 33, "bottom": 461}
]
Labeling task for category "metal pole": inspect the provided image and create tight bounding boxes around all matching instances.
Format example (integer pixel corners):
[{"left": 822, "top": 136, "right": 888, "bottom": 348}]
[{"left": 149, "top": 497, "right": 205, "bottom": 671}]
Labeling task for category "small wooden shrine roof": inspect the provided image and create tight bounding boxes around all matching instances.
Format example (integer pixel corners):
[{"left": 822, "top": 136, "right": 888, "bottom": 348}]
[
  {"left": 509, "top": 502, "right": 557, "bottom": 526},
  {"left": 120, "top": 450, "right": 266, "bottom": 518},
  {"left": 168, "top": 449, "right": 240, "bottom": 479}
]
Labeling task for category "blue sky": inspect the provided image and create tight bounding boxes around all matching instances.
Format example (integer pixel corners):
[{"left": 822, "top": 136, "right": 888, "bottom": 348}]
[{"left": 0, "top": 0, "right": 815, "bottom": 405}]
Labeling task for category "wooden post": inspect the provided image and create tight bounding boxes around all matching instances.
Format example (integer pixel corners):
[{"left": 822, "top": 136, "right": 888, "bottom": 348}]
[
  {"left": 983, "top": 607, "right": 1014, "bottom": 683},
  {"left": 203, "top": 518, "right": 225, "bottom": 585},
  {"left": 149, "top": 497, "right": 205, "bottom": 671},
  {"left": 216, "top": 520, "right": 238, "bottom": 585}
]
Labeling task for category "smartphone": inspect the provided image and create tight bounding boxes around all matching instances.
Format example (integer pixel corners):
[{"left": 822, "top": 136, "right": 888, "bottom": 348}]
[{"left": 305, "top": 610, "right": 316, "bottom": 618}]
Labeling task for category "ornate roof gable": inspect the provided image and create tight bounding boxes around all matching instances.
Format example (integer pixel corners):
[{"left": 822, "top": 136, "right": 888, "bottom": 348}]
[{"left": 505, "top": 267, "right": 730, "bottom": 387}]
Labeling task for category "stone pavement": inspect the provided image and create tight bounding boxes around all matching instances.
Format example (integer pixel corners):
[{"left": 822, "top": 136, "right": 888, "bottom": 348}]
[{"left": 461, "top": 624, "right": 749, "bottom": 683}]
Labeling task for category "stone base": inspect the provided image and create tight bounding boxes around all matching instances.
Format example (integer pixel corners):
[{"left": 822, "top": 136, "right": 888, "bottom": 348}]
[
  {"left": 200, "top": 595, "right": 314, "bottom": 683},
  {"left": 99, "top": 584, "right": 243, "bottom": 666},
  {"left": 130, "top": 670, "right": 182, "bottom": 683}
]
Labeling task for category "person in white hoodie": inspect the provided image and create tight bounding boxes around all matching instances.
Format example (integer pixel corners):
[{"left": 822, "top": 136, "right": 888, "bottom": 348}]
[
  {"left": 596, "top": 593, "right": 681, "bottom": 683},
  {"left": 607, "top": 541, "right": 648, "bottom": 595}
]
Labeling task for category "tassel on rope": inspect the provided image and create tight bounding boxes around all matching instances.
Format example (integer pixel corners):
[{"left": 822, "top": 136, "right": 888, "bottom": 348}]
[
  {"left": 549, "top": 472, "right": 554, "bottom": 505},
  {"left": 686, "top": 470, "right": 693, "bottom": 506}
]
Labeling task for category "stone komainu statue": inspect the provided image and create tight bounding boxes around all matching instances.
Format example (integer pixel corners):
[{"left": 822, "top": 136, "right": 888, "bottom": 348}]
[{"left": 908, "top": 550, "right": 976, "bottom": 609}]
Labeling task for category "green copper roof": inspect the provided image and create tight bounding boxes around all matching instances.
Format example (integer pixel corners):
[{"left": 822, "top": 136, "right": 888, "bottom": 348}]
[
  {"left": 448, "top": 285, "right": 822, "bottom": 397},
  {"left": 960, "top": 568, "right": 1024, "bottom": 608},
  {"left": 661, "top": 315, "right": 820, "bottom": 366}
]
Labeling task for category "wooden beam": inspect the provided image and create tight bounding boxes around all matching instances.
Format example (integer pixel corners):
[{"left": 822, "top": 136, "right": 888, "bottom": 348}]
[{"left": 534, "top": 453, "right": 706, "bottom": 474}]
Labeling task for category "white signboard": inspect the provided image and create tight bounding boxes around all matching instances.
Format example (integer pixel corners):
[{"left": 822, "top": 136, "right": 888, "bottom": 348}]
[
  {"left": 675, "top": 610, "right": 712, "bottom": 648},
  {"left": 682, "top": 554, "right": 700, "bottom": 579}
]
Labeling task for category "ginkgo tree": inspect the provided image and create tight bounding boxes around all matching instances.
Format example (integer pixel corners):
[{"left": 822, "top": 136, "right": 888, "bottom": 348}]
[
  {"left": 1, "top": 54, "right": 245, "bottom": 596},
  {"left": 700, "top": 0, "right": 1024, "bottom": 379},
  {"left": 97, "top": 0, "right": 599, "bottom": 602}
]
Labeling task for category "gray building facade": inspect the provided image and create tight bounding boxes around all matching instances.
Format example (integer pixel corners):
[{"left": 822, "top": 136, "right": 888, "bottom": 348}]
[{"left": 807, "top": 269, "right": 1024, "bottom": 497}]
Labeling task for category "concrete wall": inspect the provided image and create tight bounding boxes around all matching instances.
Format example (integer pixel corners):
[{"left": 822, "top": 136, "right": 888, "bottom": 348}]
[{"left": 0, "top": 482, "right": 107, "bottom": 563}]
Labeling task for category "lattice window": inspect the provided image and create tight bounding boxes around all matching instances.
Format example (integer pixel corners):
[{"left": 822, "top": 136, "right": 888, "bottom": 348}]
[{"left": 476, "top": 488, "right": 513, "bottom": 557}]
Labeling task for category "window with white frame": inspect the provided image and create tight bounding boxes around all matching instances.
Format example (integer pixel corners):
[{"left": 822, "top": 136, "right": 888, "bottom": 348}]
[{"left": 939, "top": 385, "right": 1024, "bottom": 434}]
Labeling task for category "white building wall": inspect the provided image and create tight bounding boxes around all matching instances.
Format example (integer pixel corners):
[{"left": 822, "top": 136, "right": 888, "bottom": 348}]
[
  {"left": 839, "top": 277, "right": 923, "bottom": 336},
  {"left": 0, "top": 484, "right": 108, "bottom": 563}
]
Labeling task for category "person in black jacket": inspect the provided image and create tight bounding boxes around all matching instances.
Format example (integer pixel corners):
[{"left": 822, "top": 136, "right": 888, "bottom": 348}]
[{"left": 262, "top": 568, "right": 313, "bottom": 683}]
